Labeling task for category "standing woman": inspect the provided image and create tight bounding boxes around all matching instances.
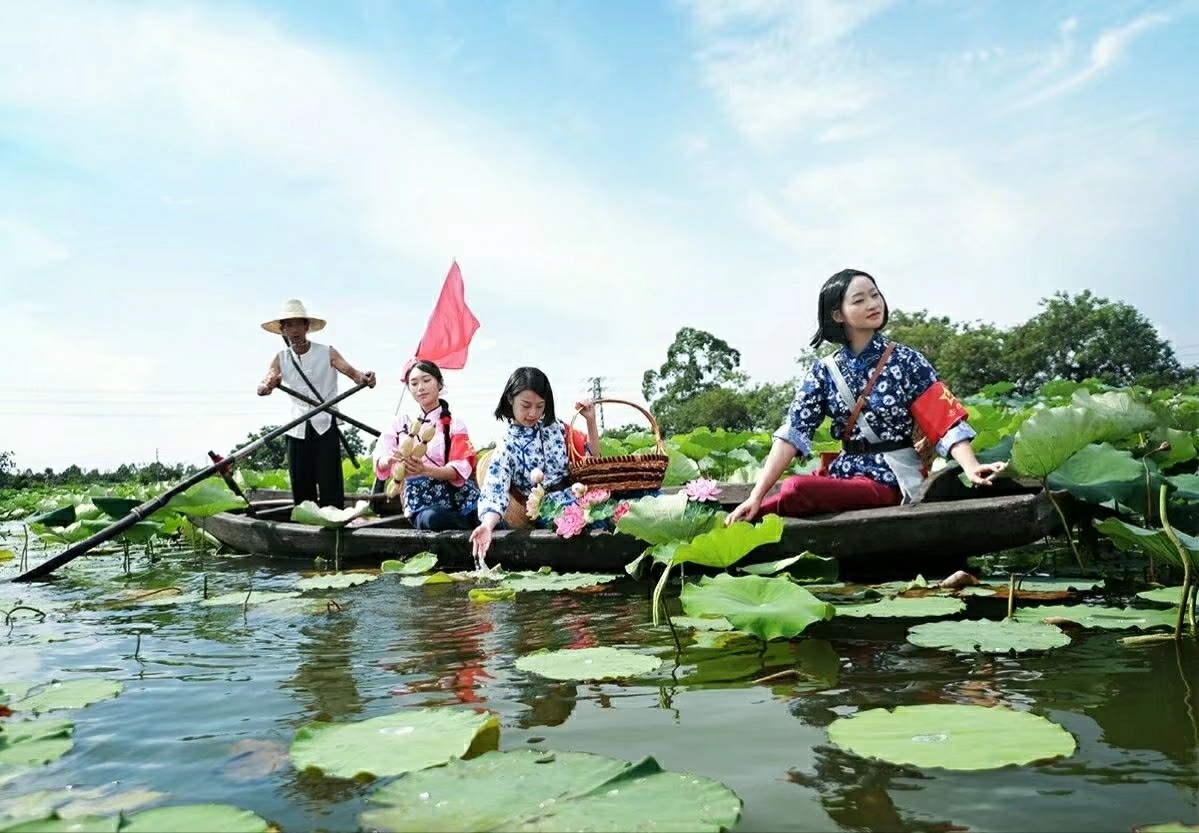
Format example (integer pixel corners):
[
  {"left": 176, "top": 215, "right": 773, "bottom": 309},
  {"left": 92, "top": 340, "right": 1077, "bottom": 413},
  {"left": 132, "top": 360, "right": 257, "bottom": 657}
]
[
  {"left": 373, "top": 360, "right": 481, "bottom": 530},
  {"left": 727, "top": 269, "right": 1005, "bottom": 524},
  {"left": 470, "top": 367, "right": 600, "bottom": 563}
]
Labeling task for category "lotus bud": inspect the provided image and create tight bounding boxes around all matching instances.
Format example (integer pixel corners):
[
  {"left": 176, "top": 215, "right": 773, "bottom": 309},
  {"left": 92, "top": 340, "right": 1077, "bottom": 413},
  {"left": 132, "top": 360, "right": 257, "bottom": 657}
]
[
  {"left": 571, "top": 482, "right": 587, "bottom": 499},
  {"left": 410, "top": 441, "right": 427, "bottom": 459},
  {"left": 419, "top": 422, "right": 438, "bottom": 443},
  {"left": 397, "top": 435, "right": 415, "bottom": 456},
  {"left": 390, "top": 461, "right": 407, "bottom": 481},
  {"left": 530, "top": 468, "right": 545, "bottom": 485},
  {"left": 407, "top": 420, "right": 422, "bottom": 437},
  {"left": 385, "top": 478, "right": 402, "bottom": 499}
]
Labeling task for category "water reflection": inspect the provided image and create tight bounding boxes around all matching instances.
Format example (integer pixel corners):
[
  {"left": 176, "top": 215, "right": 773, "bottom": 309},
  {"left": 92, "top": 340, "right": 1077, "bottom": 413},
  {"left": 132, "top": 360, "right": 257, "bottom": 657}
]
[{"left": 281, "top": 616, "right": 362, "bottom": 723}]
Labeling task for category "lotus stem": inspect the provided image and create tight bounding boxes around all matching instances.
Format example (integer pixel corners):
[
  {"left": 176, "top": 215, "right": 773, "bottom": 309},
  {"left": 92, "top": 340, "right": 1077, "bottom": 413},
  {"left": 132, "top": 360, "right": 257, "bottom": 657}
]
[
  {"left": 1159, "top": 484, "right": 1194, "bottom": 640},
  {"left": 20, "top": 524, "right": 28, "bottom": 573},
  {"left": 1007, "top": 572, "right": 1016, "bottom": 620},
  {"left": 1044, "top": 487, "right": 1084, "bottom": 571},
  {"left": 650, "top": 563, "right": 674, "bottom": 627},
  {"left": 4, "top": 605, "right": 46, "bottom": 626},
  {"left": 753, "top": 669, "right": 800, "bottom": 684}
]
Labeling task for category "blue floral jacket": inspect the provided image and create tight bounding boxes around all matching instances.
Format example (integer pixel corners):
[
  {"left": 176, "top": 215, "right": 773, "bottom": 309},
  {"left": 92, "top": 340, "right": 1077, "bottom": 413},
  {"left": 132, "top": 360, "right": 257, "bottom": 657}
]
[
  {"left": 477, "top": 421, "right": 589, "bottom": 521},
  {"left": 775, "top": 334, "right": 975, "bottom": 488}
]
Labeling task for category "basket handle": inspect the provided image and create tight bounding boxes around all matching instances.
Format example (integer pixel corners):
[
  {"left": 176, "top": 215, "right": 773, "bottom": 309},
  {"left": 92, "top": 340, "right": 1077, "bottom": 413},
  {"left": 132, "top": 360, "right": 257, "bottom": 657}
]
[{"left": 567, "top": 398, "right": 665, "bottom": 464}]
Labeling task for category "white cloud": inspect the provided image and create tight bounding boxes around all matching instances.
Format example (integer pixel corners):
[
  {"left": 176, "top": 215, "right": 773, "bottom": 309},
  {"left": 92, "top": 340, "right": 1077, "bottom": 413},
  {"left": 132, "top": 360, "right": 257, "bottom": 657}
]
[{"left": 0, "top": 218, "right": 71, "bottom": 271}]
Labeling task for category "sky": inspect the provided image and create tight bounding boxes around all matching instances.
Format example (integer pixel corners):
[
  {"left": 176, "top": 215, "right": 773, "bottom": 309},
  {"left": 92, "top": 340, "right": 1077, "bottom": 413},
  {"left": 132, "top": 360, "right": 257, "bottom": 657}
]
[{"left": 2, "top": 0, "right": 1197, "bottom": 472}]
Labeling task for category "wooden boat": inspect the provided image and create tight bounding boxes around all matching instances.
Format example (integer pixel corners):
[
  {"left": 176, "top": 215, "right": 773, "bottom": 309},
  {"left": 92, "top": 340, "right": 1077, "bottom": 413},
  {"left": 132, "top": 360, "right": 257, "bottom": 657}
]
[{"left": 200, "top": 470, "right": 1063, "bottom": 581}]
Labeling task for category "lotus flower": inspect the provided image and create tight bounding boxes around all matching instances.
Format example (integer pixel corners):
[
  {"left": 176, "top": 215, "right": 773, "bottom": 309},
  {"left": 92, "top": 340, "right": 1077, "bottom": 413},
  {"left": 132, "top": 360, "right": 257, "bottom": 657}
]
[
  {"left": 613, "top": 501, "right": 630, "bottom": 522},
  {"left": 580, "top": 488, "right": 610, "bottom": 508},
  {"left": 554, "top": 503, "right": 587, "bottom": 538},
  {"left": 684, "top": 478, "right": 723, "bottom": 503}
]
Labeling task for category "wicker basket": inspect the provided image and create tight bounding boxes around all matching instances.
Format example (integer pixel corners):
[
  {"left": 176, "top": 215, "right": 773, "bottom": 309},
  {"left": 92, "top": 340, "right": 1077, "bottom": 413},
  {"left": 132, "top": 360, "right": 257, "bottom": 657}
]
[
  {"left": 568, "top": 398, "right": 669, "bottom": 493},
  {"left": 475, "top": 447, "right": 534, "bottom": 530}
]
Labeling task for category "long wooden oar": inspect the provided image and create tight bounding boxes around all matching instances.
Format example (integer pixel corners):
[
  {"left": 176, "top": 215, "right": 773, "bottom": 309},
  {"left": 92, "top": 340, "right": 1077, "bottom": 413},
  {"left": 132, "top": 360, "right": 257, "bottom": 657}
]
[
  {"left": 11, "top": 382, "right": 371, "bottom": 583},
  {"left": 275, "top": 383, "right": 382, "bottom": 437}
]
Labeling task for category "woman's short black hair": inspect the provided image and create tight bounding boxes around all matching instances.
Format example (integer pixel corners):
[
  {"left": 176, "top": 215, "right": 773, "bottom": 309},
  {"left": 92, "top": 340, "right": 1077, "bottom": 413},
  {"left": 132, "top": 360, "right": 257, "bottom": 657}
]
[
  {"left": 494, "top": 366, "right": 556, "bottom": 424},
  {"left": 810, "top": 268, "right": 888, "bottom": 348}
]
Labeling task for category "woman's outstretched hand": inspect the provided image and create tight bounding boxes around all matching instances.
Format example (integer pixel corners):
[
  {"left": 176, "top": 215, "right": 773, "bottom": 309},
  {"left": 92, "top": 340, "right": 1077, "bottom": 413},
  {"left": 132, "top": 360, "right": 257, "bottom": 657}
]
[
  {"left": 725, "top": 496, "right": 761, "bottom": 525},
  {"left": 469, "top": 524, "right": 493, "bottom": 566},
  {"left": 963, "top": 460, "right": 1007, "bottom": 486}
]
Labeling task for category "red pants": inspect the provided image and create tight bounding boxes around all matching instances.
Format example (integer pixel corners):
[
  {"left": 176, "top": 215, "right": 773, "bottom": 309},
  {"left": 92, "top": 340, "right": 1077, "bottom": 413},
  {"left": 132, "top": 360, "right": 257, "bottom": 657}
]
[{"left": 758, "top": 471, "right": 900, "bottom": 518}]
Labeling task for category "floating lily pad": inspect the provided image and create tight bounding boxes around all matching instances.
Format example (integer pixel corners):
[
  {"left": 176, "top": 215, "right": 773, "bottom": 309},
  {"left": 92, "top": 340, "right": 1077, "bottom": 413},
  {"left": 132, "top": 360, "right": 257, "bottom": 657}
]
[
  {"left": 739, "top": 551, "right": 835, "bottom": 580},
  {"left": 381, "top": 553, "right": 438, "bottom": 575},
  {"left": 0, "top": 684, "right": 34, "bottom": 704},
  {"left": 0, "top": 816, "right": 121, "bottom": 832},
  {"left": 254, "top": 597, "right": 342, "bottom": 618},
  {"left": 1133, "top": 823, "right": 1199, "bottom": 833},
  {"left": 399, "top": 572, "right": 456, "bottom": 587},
  {"left": 835, "top": 596, "right": 966, "bottom": 619},
  {"left": 1136, "top": 586, "right": 1186, "bottom": 605},
  {"left": 957, "top": 586, "right": 997, "bottom": 597},
  {"left": 91, "top": 497, "right": 141, "bottom": 520},
  {"left": 290, "top": 500, "right": 372, "bottom": 528},
  {"left": 681, "top": 574, "right": 834, "bottom": 641},
  {"left": 0, "top": 786, "right": 164, "bottom": 823},
  {"left": 197, "top": 591, "right": 300, "bottom": 608},
  {"left": 160, "top": 480, "right": 247, "bottom": 519},
  {"left": 828, "top": 704, "right": 1076, "bottom": 770},
  {"left": 130, "top": 591, "right": 202, "bottom": 608},
  {"left": 0, "top": 549, "right": 16, "bottom": 563},
  {"left": 293, "top": 573, "right": 378, "bottom": 591},
  {"left": 1012, "top": 604, "right": 1177, "bottom": 631},
  {"left": 11, "top": 679, "right": 124, "bottom": 714},
  {"left": 514, "top": 647, "right": 662, "bottom": 682},
  {"left": 1010, "top": 578, "right": 1103, "bottom": 593},
  {"left": 670, "top": 616, "right": 734, "bottom": 632},
  {"left": 120, "top": 803, "right": 269, "bottom": 832},
  {"left": 359, "top": 749, "right": 742, "bottom": 833},
  {"left": 290, "top": 708, "right": 499, "bottom": 780},
  {"left": 469, "top": 587, "right": 516, "bottom": 603},
  {"left": 906, "top": 619, "right": 1071, "bottom": 653},
  {"left": 498, "top": 572, "right": 617, "bottom": 593},
  {"left": 0, "top": 719, "right": 74, "bottom": 768}
]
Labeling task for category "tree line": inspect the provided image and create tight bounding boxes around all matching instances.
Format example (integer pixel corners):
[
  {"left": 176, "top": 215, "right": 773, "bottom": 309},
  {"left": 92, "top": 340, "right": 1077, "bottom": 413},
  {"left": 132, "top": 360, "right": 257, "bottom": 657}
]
[{"left": 4, "top": 290, "right": 1193, "bottom": 487}]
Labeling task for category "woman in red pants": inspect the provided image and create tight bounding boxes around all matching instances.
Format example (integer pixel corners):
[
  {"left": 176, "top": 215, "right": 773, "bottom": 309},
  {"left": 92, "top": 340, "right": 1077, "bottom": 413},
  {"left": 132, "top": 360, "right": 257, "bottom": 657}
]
[{"left": 727, "top": 269, "right": 1006, "bottom": 523}]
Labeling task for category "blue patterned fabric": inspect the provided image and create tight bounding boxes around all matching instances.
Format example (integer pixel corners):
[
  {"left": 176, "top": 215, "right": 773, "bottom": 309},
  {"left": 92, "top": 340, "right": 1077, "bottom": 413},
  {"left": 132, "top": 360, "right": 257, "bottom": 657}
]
[
  {"left": 478, "top": 421, "right": 583, "bottom": 522},
  {"left": 774, "top": 334, "right": 975, "bottom": 488},
  {"left": 402, "top": 473, "right": 480, "bottom": 522}
]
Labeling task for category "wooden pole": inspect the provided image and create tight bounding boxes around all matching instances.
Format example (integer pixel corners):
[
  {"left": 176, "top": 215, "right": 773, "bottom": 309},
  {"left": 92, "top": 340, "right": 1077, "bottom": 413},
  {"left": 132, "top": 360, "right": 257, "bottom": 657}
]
[
  {"left": 11, "top": 382, "right": 371, "bottom": 583},
  {"left": 275, "top": 383, "right": 381, "bottom": 437}
]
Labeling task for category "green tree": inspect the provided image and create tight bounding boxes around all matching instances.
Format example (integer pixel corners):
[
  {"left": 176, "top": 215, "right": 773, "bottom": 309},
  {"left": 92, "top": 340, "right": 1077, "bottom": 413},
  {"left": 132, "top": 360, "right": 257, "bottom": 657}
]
[
  {"left": 642, "top": 327, "right": 747, "bottom": 434},
  {"left": 935, "top": 323, "right": 1010, "bottom": 395},
  {"left": 882, "top": 310, "right": 959, "bottom": 368},
  {"left": 740, "top": 381, "right": 795, "bottom": 432},
  {"left": 341, "top": 426, "right": 367, "bottom": 459},
  {"left": 1004, "top": 290, "right": 1190, "bottom": 392},
  {"left": 240, "top": 425, "right": 288, "bottom": 470},
  {"left": 0, "top": 450, "right": 13, "bottom": 488},
  {"left": 666, "top": 387, "right": 755, "bottom": 434}
]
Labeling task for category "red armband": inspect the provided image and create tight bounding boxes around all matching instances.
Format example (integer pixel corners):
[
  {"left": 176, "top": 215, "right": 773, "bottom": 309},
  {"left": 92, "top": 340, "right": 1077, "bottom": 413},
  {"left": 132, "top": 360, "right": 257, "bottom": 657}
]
[{"left": 910, "top": 381, "right": 969, "bottom": 447}]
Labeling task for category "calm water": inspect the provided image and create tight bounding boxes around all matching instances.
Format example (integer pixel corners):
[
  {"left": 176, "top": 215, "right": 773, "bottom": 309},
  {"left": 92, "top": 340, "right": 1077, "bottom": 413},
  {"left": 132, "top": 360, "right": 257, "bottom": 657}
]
[{"left": 1, "top": 536, "right": 1197, "bottom": 833}]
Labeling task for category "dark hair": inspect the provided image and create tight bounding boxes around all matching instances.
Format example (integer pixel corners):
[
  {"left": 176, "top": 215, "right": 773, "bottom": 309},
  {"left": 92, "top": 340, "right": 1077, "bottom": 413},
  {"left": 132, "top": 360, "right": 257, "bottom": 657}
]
[
  {"left": 810, "top": 268, "right": 888, "bottom": 348},
  {"left": 405, "top": 360, "right": 452, "bottom": 455},
  {"left": 494, "top": 366, "right": 556, "bottom": 424}
]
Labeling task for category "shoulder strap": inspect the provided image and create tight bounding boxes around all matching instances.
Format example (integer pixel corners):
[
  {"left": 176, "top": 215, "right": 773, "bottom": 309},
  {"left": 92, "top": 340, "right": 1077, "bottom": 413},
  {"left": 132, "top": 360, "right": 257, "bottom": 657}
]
[{"left": 829, "top": 343, "right": 897, "bottom": 444}]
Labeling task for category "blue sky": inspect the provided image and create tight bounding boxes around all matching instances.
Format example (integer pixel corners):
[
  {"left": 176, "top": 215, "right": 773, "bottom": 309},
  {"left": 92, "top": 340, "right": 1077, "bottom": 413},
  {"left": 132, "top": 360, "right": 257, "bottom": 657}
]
[{"left": 2, "top": 0, "right": 1197, "bottom": 471}]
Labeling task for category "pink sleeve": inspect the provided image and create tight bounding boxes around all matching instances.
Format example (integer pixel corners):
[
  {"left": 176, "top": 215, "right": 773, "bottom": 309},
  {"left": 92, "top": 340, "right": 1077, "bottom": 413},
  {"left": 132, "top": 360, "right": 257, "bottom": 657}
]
[{"left": 373, "top": 418, "right": 404, "bottom": 480}]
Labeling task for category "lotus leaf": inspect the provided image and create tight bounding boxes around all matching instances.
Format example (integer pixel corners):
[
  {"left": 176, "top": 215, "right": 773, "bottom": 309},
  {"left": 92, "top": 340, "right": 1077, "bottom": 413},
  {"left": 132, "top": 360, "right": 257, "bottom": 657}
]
[
  {"left": 680, "top": 574, "right": 834, "bottom": 641},
  {"left": 289, "top": 499, "right": 372, "bottom": 528},
  {"left": 399, "top": 572, "right": 456, "bottom": 587},
  {"left": 119, "top": 803, "right": 270, "bottom": 832},
  {"left": 670, "top": 616, "right": 734, "bottom": 631},
  {"left": 0, "top": 550, "right": 13, "bottom": 563},
  {"left": 0, "top": 786, "right": 163, "bottom": 823},
  {"left": 1010, "top": 405, "right": 1117, "bottom": 479},
  {"left": 90, "top": 497, "right": 141, "bottom": 520},
  {"left": 1149, "top": 427, "right": 1197, "bottom": 469},
  {"left": 498, "top": 571, "right": 617, "bottom": 592},
  {"left": 739, "top": 551, "right": 833, "bottom": 578},
  {"left": 197, "top": 590, "right": 300, "bottom": 608},
  {"left": 661, "top": 446, "right": 702, "bottom": 487},
  {"left": 958, "top": 586, "right": 997, "bottom": 597},
  {"left": 0, "top": 684, "right": 33, "bottom": 704},
  {"left": 795, "top": 638, "right": 841, "bottom": 685},
  {"left": 1047, "top": 443, "right": 1163, "bottom": 515},
  {"left": 1169, "top": 473, "right": 1199, "bottom": 502},
  {"left": 1136, "top": 586, "right": 1185, "bottom": 605},
  {"left": 10, "top": 680, "right": 123, "bottom": 714},
  {"left": 515, "top": 647, "right": 661, "bottom": 682},
  {"left": 381, "top": 553, "right": 438, "bottom": 575},
  {"left": 1095, "top": 518, "right": 1199, "bottom": 569},
  {"left": 670, "top": 514, "right": 783, "bottom": 570},
  {"left": 27, "top": 506, "right": 76, "bottom": 528},
  {"left": 614, "top": 492, "right": 721, "bottom": 546},
  {"left": 359, "top": 749, "right": 742, "bottom": 833},
  {"left": 1071, "top": 389, "right": 1156, "bottom": 436},
  {"left": 1133, "top": 824, "right": 1199, "bottom": 832},
  {"left": 293, "top": 572, "right": 377, "bottom": 591},
  {"left": 828, "top": 704, "right": 1075, "bottom": 770},
  {"left": 469, "top": 587, "right": 516, "bottom": 603},
  {"left": 0, "top": 816, "right": 121, "bottom": 832},
  {"left": 254, "top": 597, "right": 343, "bottom": 617},
  {"left": 835, "top": 596, "right": 965, "bottom": 618},
  {"left": 1012, "top": 604, "right": 1177, "bottom": 630},
  {"left": 0, "top": 719, "right": 73, "bottom": 768},
  {"left": 1010, "top": 577, "right": 1104, "bottom": 593},
  {"left": 160, "top": 480, "right": 246, "bottom": 518},
  {"left": 906, "top": 618, "right": 1070, "bottom": 653},
  {"left": 290, "top": 708, "right": 499, "bottom": 779},
  {"left": 78, "top": 519, "right": 162, "bottom": 544}
]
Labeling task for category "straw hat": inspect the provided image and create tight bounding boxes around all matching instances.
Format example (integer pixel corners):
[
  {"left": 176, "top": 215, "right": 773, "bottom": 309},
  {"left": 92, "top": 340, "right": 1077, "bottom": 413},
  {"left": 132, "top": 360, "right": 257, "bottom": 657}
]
[{"left": 261, "top": 299, "right": 327, "bottom": 334}]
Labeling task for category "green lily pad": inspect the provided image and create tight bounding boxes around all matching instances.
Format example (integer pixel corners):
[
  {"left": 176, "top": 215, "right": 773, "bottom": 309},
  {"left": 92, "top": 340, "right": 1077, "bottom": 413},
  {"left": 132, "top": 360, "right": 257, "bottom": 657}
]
[
  {"left": 669, "top": 514, "right": 783, "bottom": 570},
  {"left": 399, "top": 572, "right": 456, "bottom": 587},
  {"left": 1136, "top": 586, "right": 1186, "bottom": 605},
  {"left": 197, "top": 590, "right": 300, "bottom": 608},
  {"left": 1095, "top": 518, "right": 1199, "bottom": 570},
  {"left": 0, "top": 550, "right": 14, "bottom": 563},
  {"left": 160, "top": 480, "right": 247, "bottom": 519},
  {"left": 739, "top": 551, "right": 833, "bottom": 577},
  {"left": 0, "top": 786, "right": 164, "bottom": 823},
  {"left": 670, "top": 616, "right": 734, "bottom": 631},
  {"left": 293, "top": 573, "right": 377, "bottom": 591},
  {"left": 828, "top": 704, "right": 1076, "bottom": 770},
  {"left": 1010, "top": 577, "right": 1104, "bottom": 593},
  {"left": 1047, "top": 443, "right": 1163, "bottom": 517},
  {"left": 381, "top": 553, "right": 438, "bottom": 575},
  {"left": 469, "top": 587, "right": 516, "bottom": 603},
  {"left": 78, "top": 519, "right": 163, "bottom": 544},
  {"left": 0, "top": 684, "right": 34, "bottom": 704},
  {"left": 254, "top": 597, "right": 343, "bottom": 617},
  {"left": 289, "top": 500, "right": 372, "bottom": 528},
  {"left": 498, "top": 572, "right": 617, "bottom": 592},
  {"left": 1133, "top": 824, "right": 1199, "bottom": 833},
  {"left": 1010, "top": 393, "right": 1153, "bottom": 480},
  {"left": 290, "top": 708, "right": 499, "bottom": 780},
  {"left": 11, "top": 680, "right": 124, "bottom": 714},
  {"left": 795, "top": 638, "right": 842, "bottom": 685},
  {"left": 28, "top": 506, "right": 76, "bottom": 528},
  {"left": 120, "top": 803, "right": 269, "bottom": 833},
  {"left": 680, "top": 574, "right": 834, "bottom": 641},
  {"left": 835, "top": 596, "right": 966, "bottom": 618},
  {"left": 614, "top": 492, "right": 722, "bottom": 546},
  {"left": 906, "top": 619, "right": 1071, "bottom": 653},
  {"left": 0, "top": 816, "right": 121, "bottom": 832},
  {"left": 0, "top": 720, "right": 74, "bottom": 768},
  {"left": 359, "top": 749, "right": 742, "bottom": 833},
  {"left": 958, "top": 586, "right": 997, "bottom": 597},
  {"left": 514, "top": 647, "right": 662, "bottom": 682},
  {"left": 1012, "top": 604, "right": 1177, "bottom": 631},
  {"left": 91, "top": 497, "right": 141, "bottom": 520}
]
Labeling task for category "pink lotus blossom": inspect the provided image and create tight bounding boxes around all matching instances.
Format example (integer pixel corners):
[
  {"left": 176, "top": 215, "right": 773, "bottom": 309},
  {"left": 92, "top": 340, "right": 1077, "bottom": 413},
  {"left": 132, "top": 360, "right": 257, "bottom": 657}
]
[
  {"left": 554, "top": 503, "right": 588, "bottom": 538},
  {"left": 580, "top": 488, "right": 610, "bottom": 507},
  {"left": 613, "top": 501, "right": 630, "bottom": 521},
  {"left": 684, "top": 478, "right": 723, "bottom": 503}
]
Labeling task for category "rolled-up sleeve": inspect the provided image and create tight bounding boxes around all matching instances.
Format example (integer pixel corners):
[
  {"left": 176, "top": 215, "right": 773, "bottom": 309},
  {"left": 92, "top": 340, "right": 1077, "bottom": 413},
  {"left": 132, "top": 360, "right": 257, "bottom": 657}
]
[
  {"left": 771, "top": 363, "right": 828, "bottom": 458},
  {"left": 936, "top": 421, "right": 976, "bottom": 457},
  {"left": 477, "top": 446, "right": 513, "bottom": 521}
]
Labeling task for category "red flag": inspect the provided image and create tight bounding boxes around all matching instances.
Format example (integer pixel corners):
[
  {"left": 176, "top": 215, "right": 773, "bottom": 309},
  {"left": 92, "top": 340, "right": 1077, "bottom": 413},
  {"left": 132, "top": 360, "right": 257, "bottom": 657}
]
[{"left": 412, "top": 261, "right": 480, "bottom": 371}]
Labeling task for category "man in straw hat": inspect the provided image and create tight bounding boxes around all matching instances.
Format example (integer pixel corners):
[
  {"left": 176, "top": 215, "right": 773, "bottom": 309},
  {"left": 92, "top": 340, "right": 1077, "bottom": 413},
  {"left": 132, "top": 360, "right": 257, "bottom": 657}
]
[{"left": 257, "top": 299, "right": 376, "bottom": 508}]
